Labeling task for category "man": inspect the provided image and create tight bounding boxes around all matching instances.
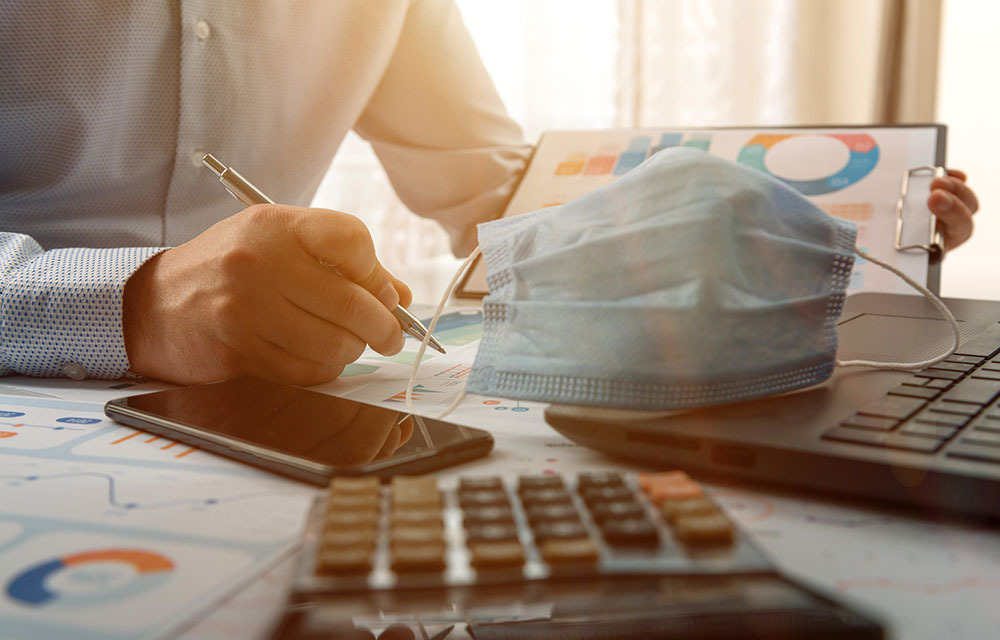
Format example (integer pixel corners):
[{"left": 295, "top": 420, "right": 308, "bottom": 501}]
[{"left": 0, "top": 1, "right": 978, "bottom": 386}]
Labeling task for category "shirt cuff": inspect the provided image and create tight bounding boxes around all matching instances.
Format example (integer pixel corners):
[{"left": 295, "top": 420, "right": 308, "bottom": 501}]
[{"left": 1, "top": 240, "right": 167, "bottom": 379}]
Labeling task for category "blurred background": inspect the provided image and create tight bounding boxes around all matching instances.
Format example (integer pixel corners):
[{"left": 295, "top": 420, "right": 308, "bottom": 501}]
[{"left": 312, "top": 0, "right": 1000, "bottom": 301}]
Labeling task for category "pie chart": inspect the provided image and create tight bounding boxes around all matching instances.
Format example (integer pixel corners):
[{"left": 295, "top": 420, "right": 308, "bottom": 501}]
[{"left": 737, "top": 133, "right": 879, "bottom": 195}]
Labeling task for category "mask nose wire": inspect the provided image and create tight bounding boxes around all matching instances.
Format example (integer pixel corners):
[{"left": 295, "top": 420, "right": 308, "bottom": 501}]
[
  {"left": 405, "top": 246, "right": 483, "bottom": 418},
  {"left": 837, "top": 247, "right": 960, "bottom": 370}
]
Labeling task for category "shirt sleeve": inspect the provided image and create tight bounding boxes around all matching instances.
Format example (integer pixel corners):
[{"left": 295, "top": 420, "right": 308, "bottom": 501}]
[
  {"left": 0, "top": 232, "right": 166, "bottom": 378},
  {"left": 352, "top": 0, "right": 533, "bottom": 257}
]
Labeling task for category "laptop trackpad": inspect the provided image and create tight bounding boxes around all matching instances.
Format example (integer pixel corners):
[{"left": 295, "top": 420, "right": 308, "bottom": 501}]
[{"left": 837, "top": 313, "right": 959, "bottom": 361}]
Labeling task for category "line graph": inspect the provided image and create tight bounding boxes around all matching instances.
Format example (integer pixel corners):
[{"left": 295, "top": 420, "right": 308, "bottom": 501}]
[{"left": 1, "top": 472, "right": 299, "bottom": 512}]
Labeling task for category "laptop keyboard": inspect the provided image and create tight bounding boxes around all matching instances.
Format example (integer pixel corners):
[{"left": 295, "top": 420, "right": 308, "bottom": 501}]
[{"left": 822, "top": 335, "right": 1000, "bottom": 465}]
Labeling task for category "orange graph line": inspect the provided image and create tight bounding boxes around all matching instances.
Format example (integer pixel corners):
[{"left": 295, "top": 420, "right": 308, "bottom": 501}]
[
  {"left": 160, "top": 442, "right": 177, "bottom": 450},
  {"left": 144, "top": 435, "right": 160, "bottom": 444},
  {"left": 110, "top": 431, "right": 141, "bottom": 445},
  {"left": 175, "top": 447, "right": 197, "bottom": 458}
]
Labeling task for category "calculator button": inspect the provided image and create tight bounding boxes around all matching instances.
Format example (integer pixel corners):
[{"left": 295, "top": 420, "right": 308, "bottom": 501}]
[
  {"left": 391, "top": 475, "right": 437, "bottom": 492},
  {"left": 673, "top": 513, "right": 735, "bottom": 547},
  {"left": 458, "top": 490, "right": 510, "bottom": 508},
  {"left": 600, "top": 518, "right": 659, "bottom": 547},
  {"left": 540, "top": 538, "right": 599, "bottom": 564},
  {"left": 326, "top": 510, "right": 379, "bottom": 530},
  {"left": 465, "top": 522, "right": 519, "bottom": 542},
  {"left": 391, "top": 543, "right": 446, "bottom": 572},
  {"left": 518, "top": 475, "right": 565, "bottom": 492},
  {"left": 659, "top": 497, "right": 721, "bottom": 524},
  {"left": 638, "top": 471, "right": 690, "bottom": 491},
  {"left": 315, "top": 545, "right": 373, "bottom": 575},
  {"left": 459, "top": 476, "right": 504, "bottom": 492},
  {"left": 391, "top": 508, "right": 441, "bottom": 528},
  {"left": 323, "top": 529, "right": 376, "bottom": 549},
  {"left": 588, "top": 500, "right": 646, "bottom": 524},
  {"left": 941, "top": 378, "right": 1000, "bottom": 406},
  {"left": 391, "top": 487, "right": 441, "bottom": 510},
  {"left": 646, "top": 482, "right": 703, "bottom": 504},
  {"left": 525, "top": 503, "right": 580, "bottom": 524},
  {"left": 468, "top": 541, "right": 524, "bottom": 568},
  {"left": 532, "top": 520, "right": 587, "bottom": 541},
  {"left": 577, "top": 471, "right": 625, "bottom": 491},
  {"left": 330, "top": 476, "right": 380, "bottom": 495},
  {"left": 581, "top": 486, "right": 634, "bottom": 506},
  {"left": 520, "top": 488, "right": 573, "bottom": 505},
  {"left": 327, "top": 493, "right": 379, "bottom": 512},
  {"left": 463, "top": 505, "right": 515, "bottom": 525},
  {"left": 390, "top": 525, "right": 443, "bottom": 547}
]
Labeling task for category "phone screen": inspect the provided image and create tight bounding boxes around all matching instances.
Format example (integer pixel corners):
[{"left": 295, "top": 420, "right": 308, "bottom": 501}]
[{"left": 105, "top": 378, "right": 492, "bottom": 483}]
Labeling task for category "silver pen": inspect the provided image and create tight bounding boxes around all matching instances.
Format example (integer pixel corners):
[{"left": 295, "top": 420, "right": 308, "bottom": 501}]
[{"left": 201, "top": 153, "right": 446, "bottom": 355}]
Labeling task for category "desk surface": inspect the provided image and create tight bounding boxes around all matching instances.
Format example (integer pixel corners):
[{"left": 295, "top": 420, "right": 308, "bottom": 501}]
[{"left": 2, "top": 283, "right": 999, "bottom": 639}]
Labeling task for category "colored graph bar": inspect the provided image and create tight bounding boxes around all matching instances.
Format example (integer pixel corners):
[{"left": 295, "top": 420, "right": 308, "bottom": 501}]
[
  {"left": 648, "top": 133, "right": 682, "bottom": 157},
  {"left": 613, "top": 136, "right": 651, "bottom": 175},
  {"left": 682, "top": 137, "right": 711, "bottom": 151},
  {"left": 554, "top": 152, "right": 586, "bottom": 176},
  {"left": 583, "top": 146, "right": 618, "bottom": 175}
]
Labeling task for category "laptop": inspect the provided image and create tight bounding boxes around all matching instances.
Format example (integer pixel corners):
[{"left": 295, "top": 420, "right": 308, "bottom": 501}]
[{"left": 545, "top": 292, "right": 1000, "bottom": 519}]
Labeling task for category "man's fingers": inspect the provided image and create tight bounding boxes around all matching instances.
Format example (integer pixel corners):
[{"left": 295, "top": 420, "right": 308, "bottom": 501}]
[
  {"left": 278, "top": 257, "right": 405, "bottom": 356},
  {"left": 929, "top": 189, "right": 974, "bottom": 251},
  {"left": 254, "top": 296, "right": 369, "bottom": 368},
  {"left": 292, "top": 208, "right": 399, "bottom": 306},
  {"left": 931, "top": 175, "right": 979, "bottom": 215}
]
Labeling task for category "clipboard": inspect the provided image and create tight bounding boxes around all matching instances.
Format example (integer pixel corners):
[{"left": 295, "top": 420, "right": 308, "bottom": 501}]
[{"left": 456, "top": 124, "right": 947, "bottom": 298}]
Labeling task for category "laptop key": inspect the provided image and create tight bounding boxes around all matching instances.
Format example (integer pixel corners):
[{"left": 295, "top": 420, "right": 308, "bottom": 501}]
[
  {"left": 944, "top": 355, "right": 984, "bottom": 365},
  {"left": 882, "top": 433, "right": 946, "bottom": 453},
  {"left": 915, "top": 412, "right": 971, "bottom": 428},
  {"left": 961, "top": 430, "right": 1000, "bottom": 448},
  {"left": 888, "top": 385, "right": 939, "bottom": 400},
  {"left": 954, "top": 326, "right": 1000, "bottom": 358},
  {"left": 901, "top": 375, "right": 930, "bottom": 387},
  {"left": 972, "top": 416, "right": 1000, "bottom": 433},
  {"left": 857, "top": 395, "right": 925, "bottom": 420},
  {"left": 900, "top": 422, "right": 959, "bottom": 440},
  {"left": 941, "top": 378, "right": 1000, "bottom": 406},
  {"left": 840, "top": 414, "right": 898, "bottom": 431},
  {"left": 926, "top": 361, "right": 977, "bottom": 373},
  {"left": 823, "top": 427, "right": 886, "bottom": 446},
  {"left": 914, "top": 369, "right": 963, "bottom": 381},
  {"left": 946, "top": 443, "right": 1000, "bottom": 465},
  {"left": 971, "top": 371, "right": 1000, "bottom": 382},
  {"left": 924, "top": 378, "right": 953, "bottom": 390},
  {"left": 929, "top": 400, "right": 980, "bottom": 416}
]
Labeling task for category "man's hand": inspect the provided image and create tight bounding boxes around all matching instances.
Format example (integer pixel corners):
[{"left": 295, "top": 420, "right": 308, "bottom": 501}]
[
  {"left": 928, "top": 169, "right": 979, "bottom": 251},
  {"left": 123, "top": 205, "right": 412, "bottom": 385}
]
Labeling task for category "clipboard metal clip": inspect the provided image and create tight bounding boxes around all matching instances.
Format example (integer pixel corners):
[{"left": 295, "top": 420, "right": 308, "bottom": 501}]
[{"left": 895, "top": 165, "right": 945, "bottom": 263}]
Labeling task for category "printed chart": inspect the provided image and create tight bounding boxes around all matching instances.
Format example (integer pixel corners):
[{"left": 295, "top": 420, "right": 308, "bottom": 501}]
[
  {"left": 462, "top": 126, "right": 942, "bottom": 297},
  {"left": 0, "top": 396, "right": 317, "bottom": 640}
]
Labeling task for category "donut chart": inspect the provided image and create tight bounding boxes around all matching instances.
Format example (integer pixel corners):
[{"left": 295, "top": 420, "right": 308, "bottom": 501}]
[
  {"left": 6, "top": 548, "right": 173, "bottom": 606},
  {"left": 737, "top": 133, "right": 879, "bottom": 195}
]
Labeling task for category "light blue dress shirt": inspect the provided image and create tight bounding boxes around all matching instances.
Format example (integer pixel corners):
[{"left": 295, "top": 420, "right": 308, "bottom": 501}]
[{"left": 0, "top": 1, "right": 530, "bottom": 379}]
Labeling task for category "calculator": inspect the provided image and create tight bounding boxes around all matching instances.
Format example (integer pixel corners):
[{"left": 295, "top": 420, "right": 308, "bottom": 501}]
[{"left": 275, "top": 471, "right": 884, "bottom": 639}]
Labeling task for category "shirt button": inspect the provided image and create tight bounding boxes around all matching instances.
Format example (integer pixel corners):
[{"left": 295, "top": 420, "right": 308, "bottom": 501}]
[
  {"left": 194, "top": 20, "right": 212, "bottom": 41},
  {"left": 61, "top": 362, "right": 87, "bottom": 380},
  {"left": 190, "top": 149, "right": 207, "bottom": 168}
]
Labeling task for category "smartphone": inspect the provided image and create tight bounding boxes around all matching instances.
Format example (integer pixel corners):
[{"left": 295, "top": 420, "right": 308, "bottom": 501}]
[{"left": 104, "top": 377, "right": 493, "bottom": 486}]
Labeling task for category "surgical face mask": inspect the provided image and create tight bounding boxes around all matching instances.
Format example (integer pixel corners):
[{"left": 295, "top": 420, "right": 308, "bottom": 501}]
[{"left": 407, "top": 147, "right": 958, "bottom": 415}]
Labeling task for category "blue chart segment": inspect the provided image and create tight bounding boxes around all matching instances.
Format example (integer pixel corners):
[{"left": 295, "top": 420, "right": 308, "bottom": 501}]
[
  {"left": 737, "top": 133, "right": 879, "bottom": 195},
  {"left": 7, "top": 549, "right": 173, "bottom": 606}
]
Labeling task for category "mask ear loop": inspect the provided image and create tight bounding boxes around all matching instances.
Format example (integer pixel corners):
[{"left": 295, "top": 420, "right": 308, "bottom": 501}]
[
  {"left": 837, "top": 247, "right": 960, "bottom": 370},
  {"left": 405, "top": 246, "right": 482, "bottom": 418}
]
